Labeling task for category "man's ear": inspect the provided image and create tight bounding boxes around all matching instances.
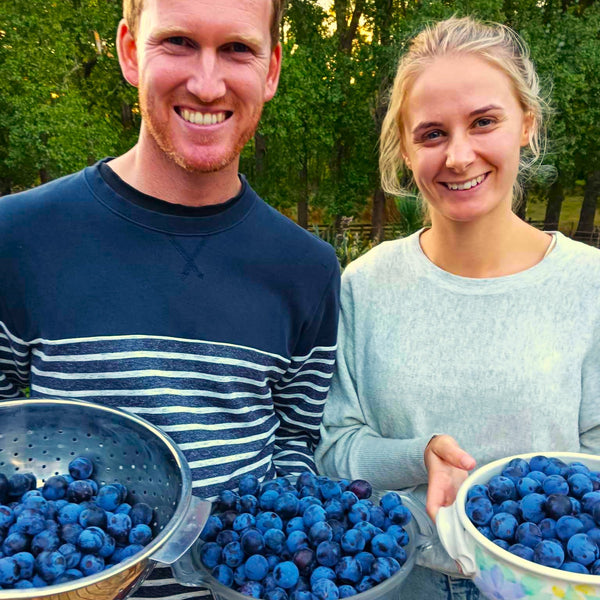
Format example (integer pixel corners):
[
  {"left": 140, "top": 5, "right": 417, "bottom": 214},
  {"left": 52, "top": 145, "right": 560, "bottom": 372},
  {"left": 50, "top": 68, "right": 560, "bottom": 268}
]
[
  {"left": 264, "top": 42, "right": 282, "bottom": 102},
  {"left": 116, "top": 18, "right": 140, "bottom": 88}
]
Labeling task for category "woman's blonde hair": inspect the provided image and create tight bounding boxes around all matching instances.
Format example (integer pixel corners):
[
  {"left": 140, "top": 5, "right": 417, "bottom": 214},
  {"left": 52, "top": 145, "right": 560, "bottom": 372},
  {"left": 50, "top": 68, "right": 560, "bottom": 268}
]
[{"left": 379, "top": 16, "right": 547, "bottom": 202}]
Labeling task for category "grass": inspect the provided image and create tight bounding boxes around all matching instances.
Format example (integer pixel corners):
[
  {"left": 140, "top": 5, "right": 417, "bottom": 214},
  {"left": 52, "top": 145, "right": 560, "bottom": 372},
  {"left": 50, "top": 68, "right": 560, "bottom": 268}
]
[{"left": 526, "top": 193, "right": 600, "bottom": 234}]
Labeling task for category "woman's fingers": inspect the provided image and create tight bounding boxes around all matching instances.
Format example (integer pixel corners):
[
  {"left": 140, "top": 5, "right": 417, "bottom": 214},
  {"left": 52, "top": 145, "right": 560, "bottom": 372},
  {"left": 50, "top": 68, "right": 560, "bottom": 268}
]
[{"left": 427, "top": 434, "right": 476, "bottom": 471}]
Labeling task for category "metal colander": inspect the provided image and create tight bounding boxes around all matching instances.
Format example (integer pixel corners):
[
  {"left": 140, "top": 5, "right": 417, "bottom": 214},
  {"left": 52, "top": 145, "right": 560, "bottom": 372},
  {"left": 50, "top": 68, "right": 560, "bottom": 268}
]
[{"left": 0, "top": 397, "right": 211, "bottom": 600}]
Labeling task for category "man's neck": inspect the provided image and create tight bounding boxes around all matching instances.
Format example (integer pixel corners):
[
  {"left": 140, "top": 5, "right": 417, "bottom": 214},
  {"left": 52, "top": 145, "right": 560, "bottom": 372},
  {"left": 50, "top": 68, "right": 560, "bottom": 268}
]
[{"left": 108, "top": 145, "right": 242, "bottom": 208}]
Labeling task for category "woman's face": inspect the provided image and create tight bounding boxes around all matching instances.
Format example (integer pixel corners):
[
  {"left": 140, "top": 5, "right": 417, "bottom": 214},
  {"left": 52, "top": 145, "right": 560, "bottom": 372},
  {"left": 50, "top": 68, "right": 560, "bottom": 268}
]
[{"left": 402, "top": 53, "right": 532, "bottom": 226}]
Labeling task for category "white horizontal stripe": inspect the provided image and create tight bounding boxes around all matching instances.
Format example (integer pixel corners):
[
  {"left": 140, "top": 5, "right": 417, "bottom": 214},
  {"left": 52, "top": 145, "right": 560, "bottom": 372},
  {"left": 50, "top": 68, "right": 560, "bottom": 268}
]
[
  {"left": 160, "top": 413, "right": 272, "bottom": 433},
  {"left": 178, "top": 423, "right": 278, "bottom": 450},
  {"left": 31, "top": 385, "right": 271, "bottom": 400},
  {"left": 0, "top": 327, "right": 29, "bottom": 348},
  {"left": 31, "top": 365, "right": 271, "bottom": 387},
  {"left": 137, "top": 577, "right": 176, "bottom": 586},
  {"left": 33, "top": 349, "right": 287, "bottom": 374},
  {"left": 0, "top": 390, "right": 21, "bottom": 399},
  {"left": 192, "top": 454, "right": 272, "bottom": 488},
  {"left": 188, "top": 440, "right": 275, "bottom": 469},
  {"left": 279, "top": 369, "right": 333, "bottom": 383},
  {"left": 290, "top": 345, "right": 337, "bottom": 362},
  {"left": 284, "top": 357, "right": 336, "bottom": 375},
  {"left": 274, "top": 393, "right": 327, "bottom": 405},
  {"left": 0, "top": 357, "right": 29, "bottom": 368},
  {"left": 25, "top": 332, "right": 289, "bottom": 362},
  {"left": 127, "top": 404, "right": 272, "bottom": 416},
  {"left": 274, "top": 380, "right": 330, "bottom": 393},
  {"left": 276, "top": 403, "right": 323, "bottom": 418},
  {"left": 277, "top": 411, "right": 319, "bottom": 431}
]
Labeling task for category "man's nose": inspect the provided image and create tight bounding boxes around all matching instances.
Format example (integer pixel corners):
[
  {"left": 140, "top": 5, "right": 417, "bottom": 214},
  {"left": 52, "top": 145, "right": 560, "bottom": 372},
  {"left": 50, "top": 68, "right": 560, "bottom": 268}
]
[
  {"left": 445, "top": 133, "right": 475, "bottom": 172},
  {"left": 186, "top": 50, "right": 227, "bottom": 103}
]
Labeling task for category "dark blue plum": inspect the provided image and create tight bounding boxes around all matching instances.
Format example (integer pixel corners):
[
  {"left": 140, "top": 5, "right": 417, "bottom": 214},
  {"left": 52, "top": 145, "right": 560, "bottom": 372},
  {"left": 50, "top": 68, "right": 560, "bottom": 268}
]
[
  {"left": 292, "top": 547, "right": 316, "bottom": 577},
  {"left": 0, "top": 505, "right": 14, "bottom": 529},
  {"left": 309, "top": 521, "right": 333, "bottom": 546},
  {"left": 0, "top": 556, "right": 19, "bottom": 585},
  {"left": 466, "top": 485, "right": 489, "bottom": 501},
  {"left": 240, "top": 495, "right": 259, "bottom": 516},
  {"left": 466, "top": 496, "right": 494, "bottom": 526},
  {"left": 286, "top": 530, "right": 309, "bottom": 554},
  {"left": 388, "top": 504, "right": 412, "bottom": 526},
  {"left": 36, "top": 550, "right": 67, "bottom": 581},
  {"left": 216, "top": 529, "right": 240, "bottom": 547},
  {"left": 68, "top": 457, "right": 93, "bottom": 480},
  {"left": 42, "top": 476, "right": 68, "bottom": 501},
  {"left": 58, "top": 543, "right": 82, "bottom": 569},
  {"left": 8, "top": 473, "right": 35, "bottom": 498},
  {"left": 15, "top": 508, "right": 46, "bottom": 535},
  {"left": 386, "top": 524, "right": 409, "bottom": 546},
  {"left": 238, "top": 581, "right": 264, "bottom": 598},
  {"left": 233, "top": 512, "right": 256, "bottom": 532},
  {"left": 543, "top": 475, "right": 569, "bottom": 496},
  {"left": 312, "top": 578, "right": 339, "bottom": 600},
  {"left": 212, "top": 563, "right": 234, "bottom": 587},
  {"left": 255, "top": 511, "right": 283, "bottom": 533},
  {"left": 61, "top": 523, "right": 84, "bottom": 545},
  {"left": 310, "top": 565, "right": 336, "bottom": 586},
  {"left": 316, "top": 541, "right": 341, "bottom": 567},
  {"left": 561, "top": 561, "right": 589, "bottom": 574},
  {"left": 348, "top": 480, "right": 372, "bottom": 500},
  {"left": 259, "top": 490, "right": 280, "bottom": 511},
  {"left": 488, "top": 476, "right": 516, "bottom": 503},
  {"left": 568, "top": 474, "right": 594, "bottom": 499},
  {"left": 516, "top": 477, "right": 541, "bottom": 498},
  {"left": 129, "top": 502, "right": 154, "bottom": 526},
  {"left": 545, "top": 494, "right": 573, "bottom": 520},
  {"left": 12, "top": 551, "right": 34, "bottom": 579},
  {"left": 79, "top": 505, "right": 107, "bottom": 529},
  {"left": 567, "top": 533, "right": 599, "bottom": 566},
  {"left": 273, "top": 561, "right": 300, "bottom": 589},
  {"left": 77, "top": 526, "right": 106, "bottom": 554},
  {"left": 319, "top": 481, "right": 342, "bottom": 501},
  {"left": 340, "top": 529, "right": 366, "bottom": 555},
  {"left": 106, "top": 512, "right": 132, "bottom": 544},
  {"left": 555, "top": 516, "right": 584, "bottom": 542},
  {"left": 66, "top": 480, "right": 94, "bottom": 503},
  {"left": 339, "top": 585, "right": 357, "bottom": 597},
  {"left": 490, "top": 513, "right": 518, "bottom": 541},
  {"left": 515, "top": 522, "right": 542, "bottom": 549},
  {"left": 0, "top": 474, "right": 8, "bottom": 504},
  {"left": 96, "top": 484, "right": 121, "bottom": 511},
  {"left": 31, "top": 529, "right": 60, "bottom": 555},
  {"left": 199, "top": 541, "right": 222, "bottom": 569},
  {"left": 529, "top": 456, "right": 550, "bottom": 473},
  {"left": 245, "top": 554, "right": 269, "bottom": 581},
  {"left": 324, "top": 499, "right": 344, "bottom": 521},
  {"left": 340, "top": 491, "right": 359, "bottom": 512},
  {"left": 539, "top": 518, "right": 557, "bottom": 540},
  {"left": 200, "top": 515, "right": 223, "bottom": 541},
  {"left": 242, "top": 528, "right": 266, "bottom": 555},
  {"left": 533, "top": 540, "right": 564, "bottom": 568},
  {"left": 129, "top": 524, "right": 152, "bottom": 546},
  {"left": 238, "top": 474, "right": 260, "bottom": 496},
  {"left": 508, "top": 543, "right": 534, "bottom": 561},
  {"left": 2, "top": 531, "right": 29, "bottom": 556},
  {"left": 520, "top": 493, "right": 547, "bottom": 523},
  {"left": 79, "top": 553, "right": 105, "bottom": 576},
  {"left": 303, "top": 505, "right": 327, "bottom": 528},
  {"left": 335, "top": 556, "right": 362, "bottom": 584},
  {"left": 264, "top": 528, "right": 286, "bottom": 554}
]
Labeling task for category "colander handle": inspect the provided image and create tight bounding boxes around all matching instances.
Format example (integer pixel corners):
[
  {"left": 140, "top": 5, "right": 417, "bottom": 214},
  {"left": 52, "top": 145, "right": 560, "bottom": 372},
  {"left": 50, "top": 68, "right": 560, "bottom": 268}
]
[
  {"left": 436, "top": 502, "right": 477, "bottom": 576},
  {"left": 152, "top": 496, "right": 212, "bottom": 565}
]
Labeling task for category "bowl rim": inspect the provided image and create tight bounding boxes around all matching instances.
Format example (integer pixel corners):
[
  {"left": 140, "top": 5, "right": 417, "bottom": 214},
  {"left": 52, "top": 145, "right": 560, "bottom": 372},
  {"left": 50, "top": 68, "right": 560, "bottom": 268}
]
[
  {"left": 456, "top": 451, "right": 600, "bottom": 585},
  {"left": 0, "top": 397, "right": 193, "bottom": 598}
]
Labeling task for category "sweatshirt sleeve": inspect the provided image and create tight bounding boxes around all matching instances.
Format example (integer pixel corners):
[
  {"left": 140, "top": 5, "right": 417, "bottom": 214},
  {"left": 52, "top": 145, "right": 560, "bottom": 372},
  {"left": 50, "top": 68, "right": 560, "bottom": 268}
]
[
  {"left": 315, "top": 267, "right": 431, "bottom": 491},
  {"left": 271, "top": 262, "right": 341, "bottom": 476},
  {"left": 0, "top": 315, "right": 30, "bottom": 400},
  {"left": 579, "top": 314, "right": 600, "bottom": 454}
]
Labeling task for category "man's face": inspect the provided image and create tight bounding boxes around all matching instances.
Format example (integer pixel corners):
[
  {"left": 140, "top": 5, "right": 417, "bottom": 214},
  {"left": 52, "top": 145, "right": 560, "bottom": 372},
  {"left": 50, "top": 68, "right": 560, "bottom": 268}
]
[{"left": 119, "top": 0, "right": 281, "bottom": 174}]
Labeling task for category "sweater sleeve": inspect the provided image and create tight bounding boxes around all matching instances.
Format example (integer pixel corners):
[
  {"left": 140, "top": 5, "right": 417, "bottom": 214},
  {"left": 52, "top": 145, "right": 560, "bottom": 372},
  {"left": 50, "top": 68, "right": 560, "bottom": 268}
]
[
  {"left": 579, "top": 314, "right": 600, "bottom": 454},
  {"left": 315, "top": 268, "right": 431, "bottom": 491},
  {"left": 0, "top": 312, "right": 30, "bottom": 400},
  {"left": 271, "top": 263, "right": 341, "bottom": 476}
]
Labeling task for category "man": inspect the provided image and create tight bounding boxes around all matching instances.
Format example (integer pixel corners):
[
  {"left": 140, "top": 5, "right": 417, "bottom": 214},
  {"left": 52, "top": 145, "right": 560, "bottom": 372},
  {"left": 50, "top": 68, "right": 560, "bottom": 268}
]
[{"left": 0, "top": 0, "right": 340, "bottom": 596}]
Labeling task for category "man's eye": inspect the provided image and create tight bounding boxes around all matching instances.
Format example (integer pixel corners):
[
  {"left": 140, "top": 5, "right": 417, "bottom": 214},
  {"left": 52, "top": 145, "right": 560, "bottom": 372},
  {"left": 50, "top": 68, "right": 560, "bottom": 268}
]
[
  {"left": 229, "top": 42, "right": 250, "bottom": 53},
  {"left": 166, "top": 36, "right": 189, "bottom": 47}
]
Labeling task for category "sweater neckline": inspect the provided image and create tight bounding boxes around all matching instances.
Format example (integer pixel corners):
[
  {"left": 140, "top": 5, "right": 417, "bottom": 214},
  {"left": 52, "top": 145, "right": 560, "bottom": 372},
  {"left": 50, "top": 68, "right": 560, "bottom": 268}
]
[
  {"left": 83, "top": 159, "right": 258, "bottom": 236},
  {"left": 409, "top": 227, "right": 565, "bottom": 293}
]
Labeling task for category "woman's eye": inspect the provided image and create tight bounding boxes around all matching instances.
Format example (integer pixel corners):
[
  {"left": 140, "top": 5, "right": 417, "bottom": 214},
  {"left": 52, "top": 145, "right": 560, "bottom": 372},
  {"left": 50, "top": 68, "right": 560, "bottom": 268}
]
[
  {"left": 423, "top": 130, "right": 443, "bottom": 141},
  {"left": 475, "top": 117, "right": 495, "bottom": 128}
]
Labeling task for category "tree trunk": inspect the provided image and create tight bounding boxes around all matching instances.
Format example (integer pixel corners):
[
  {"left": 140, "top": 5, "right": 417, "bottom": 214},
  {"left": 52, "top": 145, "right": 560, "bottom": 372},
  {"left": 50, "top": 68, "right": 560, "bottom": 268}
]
[
  {"left": 0, "top": 178, "right": 11, "bottom": 197},
  {"left": 297, "top": 160, "right": 309, "bottom": 229},
  {"left": 544, "top": 179, "right": 563, "bottom": 230},
  {"left": 255, "top": 131, "right": 266, "bottom": 177},
  {"left": 515, "top": 187, "right": 528, "bottom": 221},
  {"left": 371, "top": 187, "right": 386, "bottom": 242},
  {"left": 576, "top": 170, "right": 600, "bottom": 238},
  {"left": 39, "top": 168, "right": 51, "bottom": 184}
]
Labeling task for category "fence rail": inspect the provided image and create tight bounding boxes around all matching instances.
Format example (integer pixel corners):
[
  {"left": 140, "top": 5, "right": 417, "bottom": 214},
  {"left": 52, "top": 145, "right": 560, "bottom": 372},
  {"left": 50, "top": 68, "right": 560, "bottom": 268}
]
[{"left": 312, "top": 221, "right": 600, "bottom": 249}]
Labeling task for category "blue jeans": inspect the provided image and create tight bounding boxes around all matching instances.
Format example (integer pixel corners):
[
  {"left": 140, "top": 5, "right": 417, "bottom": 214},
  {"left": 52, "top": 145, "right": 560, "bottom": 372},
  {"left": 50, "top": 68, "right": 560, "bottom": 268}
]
[{"left": 400, "top": 566, "right": 482, "bottom": 600}]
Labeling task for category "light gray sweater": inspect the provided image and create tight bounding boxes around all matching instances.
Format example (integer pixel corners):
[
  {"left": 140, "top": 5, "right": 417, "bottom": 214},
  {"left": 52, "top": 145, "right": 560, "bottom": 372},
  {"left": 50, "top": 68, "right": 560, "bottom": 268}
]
[{"left": 316, "top": 230, "right": 600, "bottom": 507}]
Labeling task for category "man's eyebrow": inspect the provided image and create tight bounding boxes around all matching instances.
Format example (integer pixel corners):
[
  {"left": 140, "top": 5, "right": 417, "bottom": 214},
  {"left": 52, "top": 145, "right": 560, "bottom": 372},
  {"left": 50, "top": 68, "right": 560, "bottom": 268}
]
[
  {"left": 150, "top": 26, "right": 262, "bottom": 48},
  {"left": 411, "top": 105, "right": 504, "bottom": 136}
]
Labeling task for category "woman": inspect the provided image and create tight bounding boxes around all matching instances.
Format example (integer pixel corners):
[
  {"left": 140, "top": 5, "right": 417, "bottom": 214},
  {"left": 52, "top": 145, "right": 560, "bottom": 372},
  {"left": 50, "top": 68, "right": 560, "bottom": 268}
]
[{"left": 315, "top": 16, "right": 600, "bottom": 599}]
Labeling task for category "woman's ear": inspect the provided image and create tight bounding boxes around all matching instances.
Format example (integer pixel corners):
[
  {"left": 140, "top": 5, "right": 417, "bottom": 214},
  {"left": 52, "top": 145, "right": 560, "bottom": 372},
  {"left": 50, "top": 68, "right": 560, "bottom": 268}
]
[
  {"left": 116, "top": 18, "right": 140, "bottom": 88},
  {"left": 520, "top": 111, "right": 535, "bottom": 147}
]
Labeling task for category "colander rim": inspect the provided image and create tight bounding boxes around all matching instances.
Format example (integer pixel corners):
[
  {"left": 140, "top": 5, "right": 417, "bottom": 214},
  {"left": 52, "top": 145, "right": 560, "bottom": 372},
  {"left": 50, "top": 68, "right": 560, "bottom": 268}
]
[{"left": 0, "top": 397, "right": 193, "bottom": 598}]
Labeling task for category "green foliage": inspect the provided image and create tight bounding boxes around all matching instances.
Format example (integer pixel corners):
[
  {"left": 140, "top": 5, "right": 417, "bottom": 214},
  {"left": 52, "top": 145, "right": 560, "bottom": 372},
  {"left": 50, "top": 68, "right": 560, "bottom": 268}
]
[{"left": 312, "top": 217, "right": 375, "bottom": 269}]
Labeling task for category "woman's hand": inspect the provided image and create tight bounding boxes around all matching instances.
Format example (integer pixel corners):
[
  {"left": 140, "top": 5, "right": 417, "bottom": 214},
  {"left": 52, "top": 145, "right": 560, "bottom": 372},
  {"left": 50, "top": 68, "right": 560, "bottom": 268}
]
[{"left": 424, "top": 434, "right": 476, "bottom": 522}]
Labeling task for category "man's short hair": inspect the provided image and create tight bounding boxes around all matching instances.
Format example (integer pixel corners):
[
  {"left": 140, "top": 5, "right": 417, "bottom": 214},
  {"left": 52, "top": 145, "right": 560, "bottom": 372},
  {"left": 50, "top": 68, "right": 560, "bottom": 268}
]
[{"left": 123, "top": 0, "right": 285, "bottom": 49}]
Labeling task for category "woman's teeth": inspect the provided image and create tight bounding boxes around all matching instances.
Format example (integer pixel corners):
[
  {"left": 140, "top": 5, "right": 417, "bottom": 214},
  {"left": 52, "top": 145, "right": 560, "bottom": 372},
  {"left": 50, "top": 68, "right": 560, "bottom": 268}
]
[{"left": 445, "top": 174, "right": 485, "bottom": 190}]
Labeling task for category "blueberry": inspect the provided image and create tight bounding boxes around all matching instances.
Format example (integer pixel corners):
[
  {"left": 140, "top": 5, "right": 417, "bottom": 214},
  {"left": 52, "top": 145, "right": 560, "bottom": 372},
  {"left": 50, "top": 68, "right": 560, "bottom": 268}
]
[
  {"left": 12, "top": 551, "right": 34, "bottom": 579},
  {"left": 387, "top": 504, "right": 412, "bottom": 526},
  {"left": 568, "top": 473, "right": 594, "bottom": 499},
  {"left": 79, "top": 553, "right": 105, "bottom": 576},
  {"left": 582, "top": 491, "right": 600, "bottom": 513},
  {"left": 54, "top": 568, "right": 85, "bottom": 583},
  {"left": 496, "top": 500, "right": 521, "bottom": 520},
  {"left": 200, "top": 515, "right": 223, "bottom": 541},
  {"left": 260, "top": 490, "right": 280, "bottom": 511},
  {"left": 340, "top": 491, "right": 359, "bottom": 511},
  {"left": 238, "top": 581, "right": 264, "bottom": 598},
  {"left": 66, "top": 480, "right": 95, "bottom": 503},
  {"left": 545, "top": 494, "right": 572, "bottom": 520},
  {"left": 233, "top": 512, "right": 256, "bottom": 532},
  {"left": 14, "top": 579, "right": 35, "bottom": 588},
  {"left": 77, "top": 526, "right": 105, "bottom": 553},
  {"left": 309, "top": 521, "right": 333, "bottom": 546},
  {"left": 68, "top": 457, "right": 94, "bottom": 480},
  {"left": 466, "top": 485, "right": 489, "bottom": 501},
  {"left": 79, "top": 505, "right": 107, "bottom": 529},
  {"left": 245, "top": 554, "right": 269, "bottom": 581},
  {"left": 296, "top": 472, "right": 318, "bottom": 491},
  {"left": 255, "top": 511, "right": 283, "bottom": 533},
  {"left": 324, "top": 499, "right": 344, "bottom": 521},
  {"left": 508, "top": 543, "right": 534, "bottom": 561},
  {"left": 216, "top": 529, "right": 240, "bottom": 547},
  {"left": 15, "top": 508, "right": 46, "bottom": 535},
  {"left": 0, "top": 556, "right": 19, "bottom": 585},
  {"left": 487, "top": 476, "right": 516, "bottom": 503},
  {"left": 335, "top": 556, "right": 362, "bottom": 584},
  {"left": 8, "top": 473, "right": 35, "bottom": 498},
  {"left": 347, "top": 503, "right": 369, "bottom": 525},
  {"left": 490, "top": 513, "right": 518, "bottom": 541},
  {"left": 129, "top": 502, "right": 154, "bottom": 526},
  {"left": 379, "top": 491, "right": 403, "bottom": 512},
  {"left": 352, "top": 521, "right": 379, "bottom": 542},
  {"left": 129, "top": 524, "right": 153, "bottom": 546},
  {"left": 286, "top": 530, "right": 309, "bottom": 554},
  {"left": 240, "top": 495, "right": 259, "bottom": 516},
  {"left": 60, "top": 523, "right": 84, "bottom": 545},
  {"left": 386, "top": 524, "right": 409, "bottom": 546},
  {"left": 520, "top": 493, "right": 547, "bottom": 523},
  {"left": 516, "top": 477, "right": 541, "bottom": 498},
  {"left": 555, "top": 515, "right": 584, "bottom": 542},
  {"left": 286, "top": 517, "right": 306, "bottom": 535},
  {"left": 493, "top": 539, "right": 510, "bottom": 550},
  {"left": 116, "top": 502, "right": 132, "bottom": 515},
  {"left": 529, "top": 456, "right": 550, "bottom": 473},
  {"left": 567, "top": 533, "right": 599, "bottom": 566},
  {"left": 477, "top": 526, "right": 494, "bottom": 541},
  {"left": 310, "top": 565, "right": 336, "bottom": 586},
  {"left": 339, "top": 584, "right": 358, "bottom": 597},
  {"left": 316, "top": 541, "right": 342, "bottom": 567},
  {"left": 543, "top": 475, "right": 569, "bottom": 496},
  {"left": 348, "top": 480, "right": 372, "bottom": 500},
  {"left": 238, "top": 474, "right": 260, "bottom": 497},
  {"left": 110, "top": 544, "right": 143, "bottom": 564},
  {"left": 319, "top": 481, "right": 342, "bottom": 501},
  {"left": 370, "top": 556, "right": 392, "bottom": 583},
  {"left": 539, "top": 518, "right": 557, "bottom": 540},
  {"left": 31, "top": 529, "right": 61, "bottom": 555},
  {"left": 98, "top": 534, "right": 116, "bottom": 558},
  {"left": 0, "top": 505, "right": 14, "bottom": 529},
  {"left": 212, "top": 563, "right": 234, "bottom": 587},
  {"left": 219, "top": 490, "right": 242, "bottom": 513},
  {"left": 340, "top": 529, "right": 366, "bottom": 555},
  {"left": 303, "top": 505, "right": 327, "bottom": 528},
  {"left": 533, "top": 540, "right": 564, "bottom": 568},
  {"left": 199, "top": 541, "right": 222, "bottom": 569},
  {"left": 293, "top": 547, "right": 316, "bottom": 577},
  {"left": 466, "top": 496, "right": 494, "bottom": 526},
  {"left": 106, "top": 512, "right": 132, "bottom": 544},
  {"left": 371, "top": 533, "right": 398, "bottom": 557},
  {"left": 265, "top": 588, "right": 290, "bottom": 600},
  {"left": 327, "top": 519, "right": 346, "bottom": 543},
  {"left": 264, "top": 528, "right": 286, "bottom": 554},
  {"left": 241, "top": 529, "right": 266, "bottom": 555},
  {"left": 561, "top": 561, "right": 589, "bottom": 574},
  {"left": 515, "top": 522, "right": 542, "bottom": 548},
  {"left": 58, "top": 543, "right": 82, "bottom": 569},
  {"left": 579, "top": 513, "right": 596, "bottom": 532},
  {"left": 96, "top": 484, "right": 121, "bottom": 511},
  {"left": 36, "top": 550, "right": 67, "bottom": 581},
  {"left": 312, "top": 578, "right": 339, "bottom": 600},
  {"left": 544, "top": 458, "right": 568, "bottom": 476}
]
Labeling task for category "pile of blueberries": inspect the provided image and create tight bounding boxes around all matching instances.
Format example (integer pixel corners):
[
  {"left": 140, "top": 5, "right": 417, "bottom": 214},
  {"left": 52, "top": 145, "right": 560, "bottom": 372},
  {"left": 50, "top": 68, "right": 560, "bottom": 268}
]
[
  {"left": 198, "top": 472, "right": 412, "bottom": 600},
  {"left": 465, "top": 455, "right": 600, "bottom": 574},
  {"left": 0, "top": 456, "right": 155, "bottom": 590}
]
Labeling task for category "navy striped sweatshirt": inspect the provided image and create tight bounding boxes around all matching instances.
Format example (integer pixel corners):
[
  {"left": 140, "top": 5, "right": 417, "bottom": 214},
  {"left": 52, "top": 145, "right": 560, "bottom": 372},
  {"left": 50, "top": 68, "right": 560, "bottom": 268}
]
[{"left": 0, "top": 160, "right": 340, "bottom": 598}]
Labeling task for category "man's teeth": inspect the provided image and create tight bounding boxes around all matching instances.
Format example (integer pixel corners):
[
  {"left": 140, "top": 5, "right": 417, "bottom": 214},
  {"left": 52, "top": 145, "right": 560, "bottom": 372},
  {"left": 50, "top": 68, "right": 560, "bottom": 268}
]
[
  {"left": 180, "top": 109, "right": 226, "bottom": 125},
  {"left": 445, "top": 175, "right": 485, "bottom": 190}
]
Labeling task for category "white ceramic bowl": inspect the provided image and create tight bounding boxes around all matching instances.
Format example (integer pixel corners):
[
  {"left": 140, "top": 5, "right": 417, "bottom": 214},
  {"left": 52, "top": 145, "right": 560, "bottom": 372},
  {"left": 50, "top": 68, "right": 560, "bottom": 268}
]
[{"left": 437, "top": 452, "right": 600, "bottom": 600}]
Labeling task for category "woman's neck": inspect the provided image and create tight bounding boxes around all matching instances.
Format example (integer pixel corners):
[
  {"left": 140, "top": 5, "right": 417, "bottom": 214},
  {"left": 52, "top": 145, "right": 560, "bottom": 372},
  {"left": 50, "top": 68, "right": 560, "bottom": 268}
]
[{"left": 419, "top": 212, "right": 553, "bottom": 278}]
